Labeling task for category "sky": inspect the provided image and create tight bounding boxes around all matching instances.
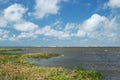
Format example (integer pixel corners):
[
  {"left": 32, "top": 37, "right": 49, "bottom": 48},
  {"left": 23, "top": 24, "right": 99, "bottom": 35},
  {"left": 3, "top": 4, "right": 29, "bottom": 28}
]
[{"left": 0, "top": 0, "right": 120, "bottom": 47}]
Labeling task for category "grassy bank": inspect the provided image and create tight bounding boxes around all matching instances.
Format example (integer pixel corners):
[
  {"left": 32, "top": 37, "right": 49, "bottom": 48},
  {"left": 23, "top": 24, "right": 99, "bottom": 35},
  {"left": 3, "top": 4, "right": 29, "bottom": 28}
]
[
  {"left": 0, "top": 48, "right": 23, "bottom": 53},
  {"left": 0, "top": 53, "right": 60, "bottom": 64},
  {"left": 0, "top": 48, "right": 103, "bottom": 80},
  {"left": 0, "top": 63, "right": 102, "bottom": 80}
]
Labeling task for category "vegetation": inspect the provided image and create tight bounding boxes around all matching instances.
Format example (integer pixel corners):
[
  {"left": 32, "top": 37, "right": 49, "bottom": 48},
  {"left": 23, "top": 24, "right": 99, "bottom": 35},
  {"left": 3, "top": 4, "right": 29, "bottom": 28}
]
[
  {"left": 0, "top": 48, "right": 23, "bottom": 53},
  {"left": 0, "top": 53, "right": 60, "bottom": 64},
  {"left": 0, "top": 63, "right": 102, "bottom": 80},
  {"left": 0, "top": 48, "right": 103, "bottom": 80}
]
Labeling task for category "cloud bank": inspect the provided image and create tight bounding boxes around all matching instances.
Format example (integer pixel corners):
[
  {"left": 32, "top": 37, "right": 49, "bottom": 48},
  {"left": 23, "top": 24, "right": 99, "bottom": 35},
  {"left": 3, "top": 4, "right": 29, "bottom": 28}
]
[{"left": 0, "top": 0, "right": 120, "bottom": 46}]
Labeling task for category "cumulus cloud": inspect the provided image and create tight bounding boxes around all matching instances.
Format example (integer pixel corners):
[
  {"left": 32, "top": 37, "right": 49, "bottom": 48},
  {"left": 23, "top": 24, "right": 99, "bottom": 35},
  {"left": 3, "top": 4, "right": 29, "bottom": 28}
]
[
  {"left": 11, "top": 13, "right": 120, "bottom": 41},
  {"left": 17, "top": 32, "right": 37, "bottom": 39},
  {"left": 0, "top": 1, "right": 73, "bottom": 40},
  {"left": 0, "top": 1, "right": 119, "bottom": 43},
  {"left": 36, "top": 26, "right": 70, "bottom": 39},
  {"left": 0, "top": 3, "right": 39, "bottom": 40},
  {"left": 76, "top": 30, "right": 86, "bottom": 37},
  {"left": 3, "top": 3, "right": 27, "bottom": 22},
  {"left": 33, "top": 0, "right": 60, "bottom": 19},
  {"left": 64, "top": 23, "right": 77, "bottom": 31},
  {"left": 105, "top": 0, "right": 120, "bottom": 9},
  {"left": 0, "top": 16, "right": 8, "bottom": 27},
  {"left": 7, "top": 31, "right": 38, "bottom": 41},
  {"left": 0, "top": 3, "right": 27, "bottom": 28},
  {"left": 76, "top": 14, "right": 107, "bottom": 37},
  {"left": 76, "top": 14, "right": 120, "bottom": 41},
  {"left": 81, "top": 14, "right": 107, "bottom": 32},
  {"left": 14, "top": 21, "right": 38, "bottom": 32},
  {"left": 104, "top": 17, "right": 119, "bottom": 30},
  {"left": 0, "top": 29, "right": 9, "bottom": 41}
]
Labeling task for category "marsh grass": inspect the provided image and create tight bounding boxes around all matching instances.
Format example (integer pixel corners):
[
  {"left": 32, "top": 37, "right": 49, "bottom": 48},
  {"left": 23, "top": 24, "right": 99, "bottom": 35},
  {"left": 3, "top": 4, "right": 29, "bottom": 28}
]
[
  {"left": 0, "top": 63, "right": 103, "bottom": 80},
  {"left": 0, "top": 53, "right": 60, "bottom": 64},
  {"left": 0, "top": 49, "right": 103, "bottom": 80},
  {"left": 0, "top": 48, "right": 23, "bottom": 53}
]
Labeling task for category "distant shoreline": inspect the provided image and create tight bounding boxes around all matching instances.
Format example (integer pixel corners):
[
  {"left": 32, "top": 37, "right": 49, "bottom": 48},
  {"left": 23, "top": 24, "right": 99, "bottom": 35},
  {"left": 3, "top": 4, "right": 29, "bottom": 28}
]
[{"left": 0, "top": 46, "right": 120, "bottom": 48}]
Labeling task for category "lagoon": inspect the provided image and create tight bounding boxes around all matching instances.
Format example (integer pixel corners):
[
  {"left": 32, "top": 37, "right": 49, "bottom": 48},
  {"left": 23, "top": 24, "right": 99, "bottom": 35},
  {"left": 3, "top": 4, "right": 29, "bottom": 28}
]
[{"left": 24, "top": 47, "right": 120, "bottom": 80}]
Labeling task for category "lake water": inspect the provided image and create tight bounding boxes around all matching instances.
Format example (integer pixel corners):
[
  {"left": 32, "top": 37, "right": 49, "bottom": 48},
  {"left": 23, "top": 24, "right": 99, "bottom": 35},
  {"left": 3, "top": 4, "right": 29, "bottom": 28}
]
[{"left": 10, "top": 47, "right": 120, "bottom": 80}]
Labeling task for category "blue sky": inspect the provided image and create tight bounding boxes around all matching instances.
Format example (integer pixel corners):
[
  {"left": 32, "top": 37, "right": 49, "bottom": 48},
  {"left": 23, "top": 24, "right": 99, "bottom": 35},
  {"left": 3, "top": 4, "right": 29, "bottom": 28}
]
[{"left": 0, "top": 0, "right": 120, "bottom": 47}]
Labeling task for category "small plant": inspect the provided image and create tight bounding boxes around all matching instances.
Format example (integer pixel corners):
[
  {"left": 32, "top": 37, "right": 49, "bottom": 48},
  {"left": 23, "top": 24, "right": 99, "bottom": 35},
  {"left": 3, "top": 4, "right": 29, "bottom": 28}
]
[{"left": 74, "top": 66, "right": 84, "bottom": 70}]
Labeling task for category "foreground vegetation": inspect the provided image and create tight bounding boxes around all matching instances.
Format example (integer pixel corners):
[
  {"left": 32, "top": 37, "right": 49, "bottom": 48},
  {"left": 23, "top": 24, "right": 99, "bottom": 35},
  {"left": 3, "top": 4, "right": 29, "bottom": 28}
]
[
  {"left": 0, "top": 48, "right": 103, "bottom": 80},
  {"left": 0, "top": 63, "right": 102, "bottom": 80}
]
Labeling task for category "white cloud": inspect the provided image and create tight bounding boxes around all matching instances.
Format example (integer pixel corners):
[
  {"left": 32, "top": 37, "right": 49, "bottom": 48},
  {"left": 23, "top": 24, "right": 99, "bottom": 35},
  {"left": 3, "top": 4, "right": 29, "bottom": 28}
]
[
  {"left": 52, "top": 21, "right": 61, "bottom": 26},
  {"left": 76, "top": 14, "right": 107, "bottom": 37},
  {"left": 17, "top": 32, "right": 37, "bottom": 39},
  {"left": 0, "top": 3, "right": 40, "bottom": 40},
  {"left": 3, "top": 3, "right": 27, "bottom": 22},
  {"left": 104, "top": 17, "right": 119, "bottom": 30},
  {"left": 0, "top": 16, "right": 8, "bottom": 27},
  {"left": 64, "top": 23, "right": 77, "bottom": 31},
  {"left": 76, "top": 30, "right": 86, "bottom": 37},
  {"left": 105, "top": 0, "right": 120, "bottom": 8},
  {"left": 75, "top": 14, "right": 120, "bottom": 41},
  {"left": 0, "top": 3, "right": 27, "bottom": 28},
  {"left": 8, "top": 35, "right": 17, "bottom": 41},
  {"left": 0, "top": 1, "right": 119, "bottom": 42},
  {"left": 34, "top": 0, "right": 60, "bottom": 19},
  {"left": 36, "top": 26, "right": 70, "bottom": 39},
  {"left": 8, "top": 32, "right": 38, "bottom": 41},
  {"left": 0, "top": 29, "right": 9, "bottom": 36},
  {"left": 52, "top": 20, "right": 64, "bottom": 30},
  {"left": 14, "top": 21, "right": 38, "bottom": 32},
  {"left": 0, "top": 29, "right": 9, "bottom": 41},
  {"left": 10, "top": 25, "right": 71, "bottom": 40},
  {"left": 64, "top": 23, "right": 79, "bottom": 37},
  {"left": 0, "top": 1, "right": 73, "bottom": 40},
  {"left": 13, "top": 13, "right": 119, "bottom": 41},
  {"left": 81, "top": 14, "right": 107, "bottom": 32}
]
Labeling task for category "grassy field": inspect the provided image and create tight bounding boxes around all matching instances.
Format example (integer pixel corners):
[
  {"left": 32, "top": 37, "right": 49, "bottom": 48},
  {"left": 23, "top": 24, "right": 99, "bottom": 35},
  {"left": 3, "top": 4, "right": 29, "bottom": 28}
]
[{"left": 0, "top": 48, "right": 103, "bottom": 80}]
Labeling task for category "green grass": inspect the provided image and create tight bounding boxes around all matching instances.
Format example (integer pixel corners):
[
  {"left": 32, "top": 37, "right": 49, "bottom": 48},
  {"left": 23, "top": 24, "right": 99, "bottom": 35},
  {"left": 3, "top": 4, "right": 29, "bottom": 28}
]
[
  {"left": 0, "top": 53, "right": 60, "bottom": 64},
  {"left": 0, "top": 63, "right": 103, "bottom": 80},
  {"left": 0, "top": 48, "right": 103, "bottom": 80},
  {"left": 0, "top": 48, "right": 23, "bottom": 53}
]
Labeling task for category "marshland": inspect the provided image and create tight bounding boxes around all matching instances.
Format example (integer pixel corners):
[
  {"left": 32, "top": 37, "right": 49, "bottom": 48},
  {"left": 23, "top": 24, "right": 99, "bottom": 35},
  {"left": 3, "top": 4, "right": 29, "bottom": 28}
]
[{"left": 0, "top": 48, "right": 103, "bottom": 80}]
